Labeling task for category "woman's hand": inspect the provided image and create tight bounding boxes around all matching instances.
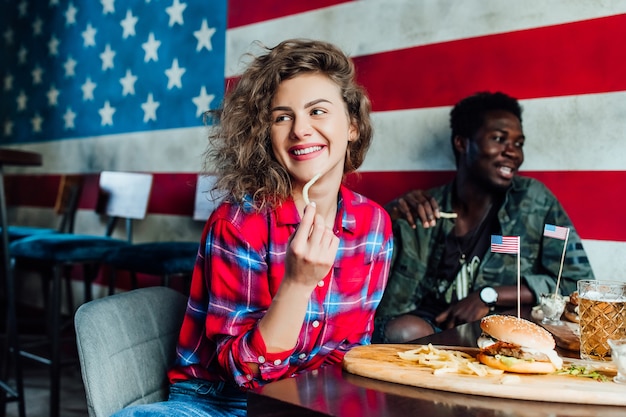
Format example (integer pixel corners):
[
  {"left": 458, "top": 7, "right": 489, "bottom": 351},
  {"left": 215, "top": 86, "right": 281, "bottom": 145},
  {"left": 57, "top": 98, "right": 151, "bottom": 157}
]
[
  {"left": 260, "top": 203, "right": 340, "bottom": 353},
  {"left": 285, "top": 202, "right": 339, "bottom": 288},
  {"left": 386, "top": 190, "right": 441, "bottom": 229}
]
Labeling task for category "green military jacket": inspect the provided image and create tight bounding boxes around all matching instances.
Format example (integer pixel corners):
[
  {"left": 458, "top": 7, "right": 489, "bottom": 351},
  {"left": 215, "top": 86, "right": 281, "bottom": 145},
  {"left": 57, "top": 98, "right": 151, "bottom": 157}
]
[{"left": 375, "top": 176, "right": 594, "bottom": 322}]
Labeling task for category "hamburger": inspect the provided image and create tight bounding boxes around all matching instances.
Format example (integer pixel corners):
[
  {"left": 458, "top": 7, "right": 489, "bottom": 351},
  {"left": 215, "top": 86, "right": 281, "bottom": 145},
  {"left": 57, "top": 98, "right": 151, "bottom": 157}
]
[{"left": 476, "top": 315, "right": 563, "bottom": 374}]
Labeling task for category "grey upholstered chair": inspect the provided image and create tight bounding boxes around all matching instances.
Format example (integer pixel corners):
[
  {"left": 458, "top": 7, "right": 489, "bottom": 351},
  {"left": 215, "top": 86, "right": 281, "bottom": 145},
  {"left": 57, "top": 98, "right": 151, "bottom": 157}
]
[{"left": 74, "top": 286, "right": 187, "bottom": 417}]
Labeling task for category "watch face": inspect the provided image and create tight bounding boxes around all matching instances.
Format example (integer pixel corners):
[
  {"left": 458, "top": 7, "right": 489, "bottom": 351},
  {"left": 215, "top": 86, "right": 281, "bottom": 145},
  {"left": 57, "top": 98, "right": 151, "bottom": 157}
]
[{"left": 481, "top": 287, "right": 498, "bottom": 304}]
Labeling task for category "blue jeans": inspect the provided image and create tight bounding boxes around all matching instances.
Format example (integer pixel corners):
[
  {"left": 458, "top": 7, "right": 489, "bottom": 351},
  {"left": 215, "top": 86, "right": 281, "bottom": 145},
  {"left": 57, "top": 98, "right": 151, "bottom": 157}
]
[{"left": 111, "top": 379, "right": 247, "bottom": 417}]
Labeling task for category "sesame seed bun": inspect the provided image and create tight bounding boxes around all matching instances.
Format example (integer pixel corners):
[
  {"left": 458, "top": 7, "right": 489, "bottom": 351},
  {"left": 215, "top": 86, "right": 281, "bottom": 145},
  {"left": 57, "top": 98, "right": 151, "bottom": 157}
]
[
  {"left": 478, "top": 315, "right": 560, "bottom": 374},
  {"left": 476, "top": 352, "right": 558, "bottom": 374},
  {"left": 480, "top": 315, "right": 555, "bottom": 351}
]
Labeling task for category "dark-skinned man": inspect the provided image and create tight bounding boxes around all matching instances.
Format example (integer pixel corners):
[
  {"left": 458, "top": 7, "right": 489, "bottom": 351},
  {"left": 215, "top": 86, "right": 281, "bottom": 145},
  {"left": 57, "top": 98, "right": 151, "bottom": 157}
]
[{"left": 373, "top": 91, "right": 594, "bottom": 343}]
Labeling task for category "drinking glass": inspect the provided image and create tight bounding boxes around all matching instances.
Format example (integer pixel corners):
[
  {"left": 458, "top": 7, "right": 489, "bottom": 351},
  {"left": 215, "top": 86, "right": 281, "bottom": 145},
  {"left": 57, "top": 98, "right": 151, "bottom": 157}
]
[
  {"left": 577, "top": 280, "right": 626, "bottom": 361},
  {"left": 540, "top": 293, "right": 566, "bottom": 325},
  {"left": 608, "top": 338, "right": 626, "bottom": 384}
]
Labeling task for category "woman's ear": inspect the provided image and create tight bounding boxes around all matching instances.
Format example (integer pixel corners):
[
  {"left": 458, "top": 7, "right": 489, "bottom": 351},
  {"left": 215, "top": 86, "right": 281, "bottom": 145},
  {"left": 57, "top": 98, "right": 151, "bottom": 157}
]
[{"left": 348, "top": 120, "right": 358, "bottom": 142}]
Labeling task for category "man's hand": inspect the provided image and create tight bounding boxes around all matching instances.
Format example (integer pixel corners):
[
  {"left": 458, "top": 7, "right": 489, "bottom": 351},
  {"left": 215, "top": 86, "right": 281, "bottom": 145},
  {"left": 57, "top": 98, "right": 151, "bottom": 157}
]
[
  {"left": 434, "top": 292, "right": 490, "bottom": 330},
  {"left": 386, "top": 190, "right": 441, "bottom": 229}
]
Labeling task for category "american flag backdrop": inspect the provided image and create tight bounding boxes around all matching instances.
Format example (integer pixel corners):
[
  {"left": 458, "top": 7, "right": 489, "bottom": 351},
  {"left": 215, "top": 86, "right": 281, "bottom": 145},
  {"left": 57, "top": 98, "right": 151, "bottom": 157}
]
[
  {"left": 1, "top": 0, "right": 625, "bottom": 290},
  {"left": 1, "top": 0, "right": 225, "bottom": 142}
]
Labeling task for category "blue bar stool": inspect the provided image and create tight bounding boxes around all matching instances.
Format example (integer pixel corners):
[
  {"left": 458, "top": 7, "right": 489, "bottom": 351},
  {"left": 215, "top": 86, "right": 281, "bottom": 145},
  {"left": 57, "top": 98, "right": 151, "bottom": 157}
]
[{"left": 0, "top": 149, "right": 43, "bottom": 417}]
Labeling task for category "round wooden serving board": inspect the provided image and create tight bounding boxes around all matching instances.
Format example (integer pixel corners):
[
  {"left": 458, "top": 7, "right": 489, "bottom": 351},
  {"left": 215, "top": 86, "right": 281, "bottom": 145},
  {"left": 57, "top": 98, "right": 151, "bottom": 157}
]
[{"left": 343, "top": 344, "right": 625, "bottom": 406}]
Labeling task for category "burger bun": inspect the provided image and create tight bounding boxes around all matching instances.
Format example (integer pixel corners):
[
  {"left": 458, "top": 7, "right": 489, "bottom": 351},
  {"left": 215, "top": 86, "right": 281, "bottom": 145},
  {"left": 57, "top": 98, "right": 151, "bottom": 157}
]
[
  {"left": 480, "top": 314, "right": 555, "bottom": 350},
  {"left": 476, "top": 352, "right": 558, "bottom": 374}
]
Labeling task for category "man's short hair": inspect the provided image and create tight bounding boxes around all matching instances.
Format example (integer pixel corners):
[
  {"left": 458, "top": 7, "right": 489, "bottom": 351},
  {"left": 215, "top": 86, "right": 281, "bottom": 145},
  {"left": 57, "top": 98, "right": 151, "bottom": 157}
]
[{"left": 450, "top": 91, "right": 522, "bottom": 164}]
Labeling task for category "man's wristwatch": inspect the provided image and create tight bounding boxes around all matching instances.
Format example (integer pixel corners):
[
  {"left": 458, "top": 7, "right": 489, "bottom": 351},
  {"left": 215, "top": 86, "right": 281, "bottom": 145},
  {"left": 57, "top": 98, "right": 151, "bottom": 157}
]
[{"left": 479, "top": 286, "right": 498, "bottom": 311}]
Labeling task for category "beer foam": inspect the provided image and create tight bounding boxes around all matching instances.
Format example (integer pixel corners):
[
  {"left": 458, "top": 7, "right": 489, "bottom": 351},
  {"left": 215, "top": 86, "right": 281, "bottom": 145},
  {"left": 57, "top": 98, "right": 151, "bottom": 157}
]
[{"left": 581, "top": 291, "right": 626, "bottom": 302}]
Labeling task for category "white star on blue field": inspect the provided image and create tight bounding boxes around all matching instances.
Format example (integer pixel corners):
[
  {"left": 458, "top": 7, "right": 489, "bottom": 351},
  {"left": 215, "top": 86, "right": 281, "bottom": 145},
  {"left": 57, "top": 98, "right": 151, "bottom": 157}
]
[{"left": 1, "top": 0, "right": 226, "bottom": 144}]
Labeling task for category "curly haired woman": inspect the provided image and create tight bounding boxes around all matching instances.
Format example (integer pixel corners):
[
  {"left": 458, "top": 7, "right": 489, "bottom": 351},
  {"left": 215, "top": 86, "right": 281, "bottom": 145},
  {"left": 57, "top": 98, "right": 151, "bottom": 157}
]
[{"left": 113, "top": 38, "right": 393, "bottom": 417}]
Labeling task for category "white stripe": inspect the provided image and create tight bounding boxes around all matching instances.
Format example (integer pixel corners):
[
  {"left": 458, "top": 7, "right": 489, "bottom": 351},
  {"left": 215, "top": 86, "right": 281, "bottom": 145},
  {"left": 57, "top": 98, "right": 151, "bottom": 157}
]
[
  {"left": 583, "top": 240, "right": 626, "bottom": 283},
  {"left": 226, "top": 0, "right": 626, "bottom": 76},
  {"left": 4, "top": 126, "right": 209, "bottom": 174},
  {"left": 364, "top": 107, "right": 453, "bottom": 172},
  {"left": 522, "top": 92, "right": 626, "bottom": 171},
  {"left": 6, "top": 91, "right": 626, "bottom": 173},
  {"left": 364, "top": 91, "right": 626, "bottom": 172}
]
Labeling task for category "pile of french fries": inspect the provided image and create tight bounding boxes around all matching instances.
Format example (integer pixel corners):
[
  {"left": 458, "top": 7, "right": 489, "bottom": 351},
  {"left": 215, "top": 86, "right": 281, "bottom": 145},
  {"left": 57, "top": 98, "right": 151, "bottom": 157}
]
[{"left": 397, "top": 344, "right": 503, "bottom": 377}]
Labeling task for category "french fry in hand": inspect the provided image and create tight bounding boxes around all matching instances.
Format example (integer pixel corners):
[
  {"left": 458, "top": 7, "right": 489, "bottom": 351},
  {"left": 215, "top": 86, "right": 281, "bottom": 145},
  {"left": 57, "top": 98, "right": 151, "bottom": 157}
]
[
  {"left": 438, "top": 211, "right": 458, "bottom": 219},
  {"left": 303, "top": 173, "right": 321, "bottom": 205}
]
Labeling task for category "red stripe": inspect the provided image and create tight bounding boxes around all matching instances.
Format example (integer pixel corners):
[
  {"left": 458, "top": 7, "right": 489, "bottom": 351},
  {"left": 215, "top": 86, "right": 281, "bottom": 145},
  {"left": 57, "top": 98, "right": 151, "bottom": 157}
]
[
  {"left": 354, "top": 13, "right": 626, "bottom": 111},
  {"left": 343, "top": 171, "right": 456, "bottom": 206},
  {"left": 346, "top": 171, "right": 626, "bottom": 242},
  {"left": 227, "top": 0, "right": 354, "bottom": 28},
  {"left": 6, "top": 173, "right": 197, "bottom": 217},
  {"left": 147, "top": 173, "right": 198, "bottom": 215},
  {"left": 6, "top": 175, "right": 63, "bottom": 207},
  {"left": 6, "top": 171, "right": 626, "bottom": 242},
  {"left": 522, "top": 171, "right": 626, "bottom": 242}
]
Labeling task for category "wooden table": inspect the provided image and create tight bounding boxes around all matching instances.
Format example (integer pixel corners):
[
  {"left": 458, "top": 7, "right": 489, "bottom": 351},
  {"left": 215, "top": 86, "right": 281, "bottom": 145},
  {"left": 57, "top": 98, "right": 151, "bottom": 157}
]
[
  {"left": 248, "top": 319, "right": 623, "bottom": 417},
  {"left": 0, "top": 148, "right": 42, "bottom": 417}
]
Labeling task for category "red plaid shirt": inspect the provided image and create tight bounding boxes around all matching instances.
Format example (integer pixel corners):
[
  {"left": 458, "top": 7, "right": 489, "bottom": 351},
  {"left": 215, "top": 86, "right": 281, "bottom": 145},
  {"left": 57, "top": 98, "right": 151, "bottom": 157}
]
[{"left": 168, "top": 185, "right": 393, "bottom": 389}]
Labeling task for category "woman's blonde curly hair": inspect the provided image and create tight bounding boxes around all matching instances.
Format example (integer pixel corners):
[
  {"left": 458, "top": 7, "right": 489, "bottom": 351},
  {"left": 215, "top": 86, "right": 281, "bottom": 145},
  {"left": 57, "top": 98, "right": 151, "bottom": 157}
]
[{"left": 203, "top": 38, "right": 373, "bottom": 211}]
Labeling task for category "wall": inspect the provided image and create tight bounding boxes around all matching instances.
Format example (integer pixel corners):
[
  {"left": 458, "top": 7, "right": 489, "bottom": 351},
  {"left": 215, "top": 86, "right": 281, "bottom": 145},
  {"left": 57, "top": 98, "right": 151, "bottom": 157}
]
[{"left": 2, "top": 0, "right": 625, "bottom": 293}]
